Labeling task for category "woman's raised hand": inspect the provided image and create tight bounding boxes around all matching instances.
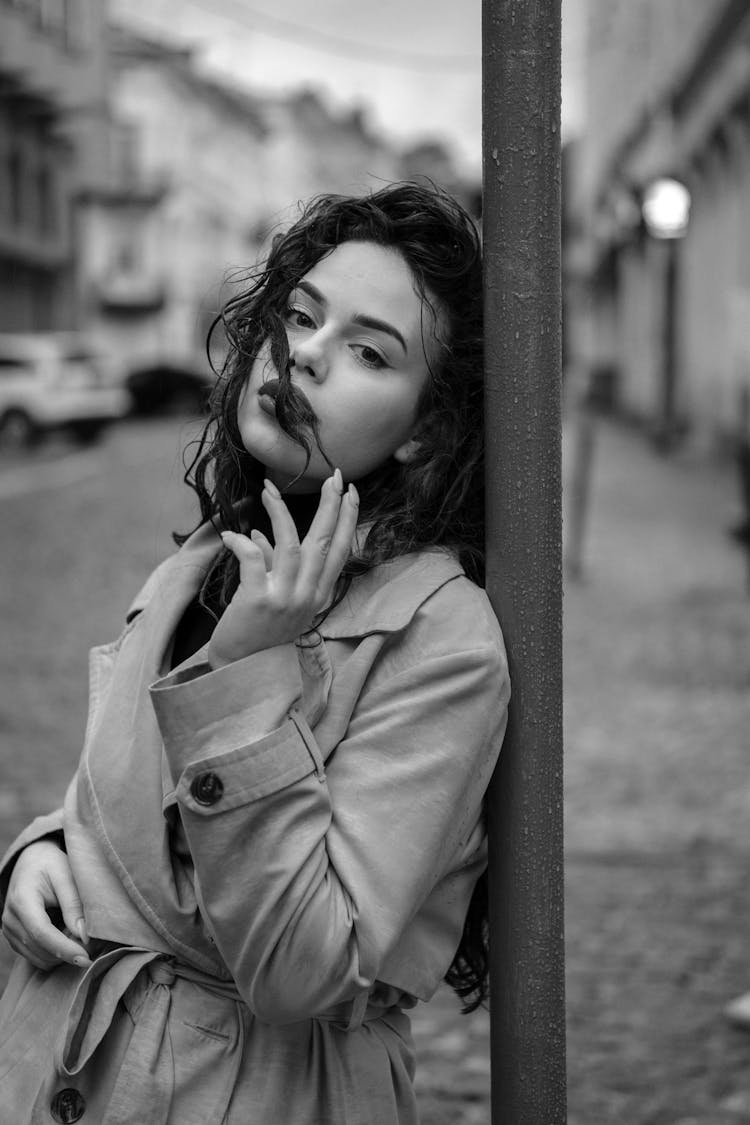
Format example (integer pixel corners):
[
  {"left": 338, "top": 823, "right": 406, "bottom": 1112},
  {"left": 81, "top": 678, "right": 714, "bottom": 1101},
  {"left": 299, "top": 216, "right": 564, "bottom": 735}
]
[
  {"left": 208, "top": 469, "right": 359, "bottom": 668},
  {"left": 1, "top": 840, "right": 91, "bottom": 971}
]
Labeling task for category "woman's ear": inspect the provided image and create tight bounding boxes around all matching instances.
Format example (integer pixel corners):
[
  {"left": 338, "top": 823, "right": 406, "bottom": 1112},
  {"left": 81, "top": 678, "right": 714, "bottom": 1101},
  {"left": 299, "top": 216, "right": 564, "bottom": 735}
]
[{"left": 393, "top": 437, "right": 421, "bottom": 464}]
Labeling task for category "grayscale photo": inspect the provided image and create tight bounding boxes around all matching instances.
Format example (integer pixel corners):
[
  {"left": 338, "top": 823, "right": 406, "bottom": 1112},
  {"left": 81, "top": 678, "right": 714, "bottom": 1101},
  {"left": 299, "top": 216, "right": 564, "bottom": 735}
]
[{"left": 0, "top": 2, "right": 748, "bottom": 1123}]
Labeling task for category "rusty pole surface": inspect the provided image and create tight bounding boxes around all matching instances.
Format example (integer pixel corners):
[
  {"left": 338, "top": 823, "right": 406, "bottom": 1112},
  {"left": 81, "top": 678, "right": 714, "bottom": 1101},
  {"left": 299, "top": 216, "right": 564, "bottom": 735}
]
[{"left": 482, "top": 2, "right": 566, "bottom": 1123}]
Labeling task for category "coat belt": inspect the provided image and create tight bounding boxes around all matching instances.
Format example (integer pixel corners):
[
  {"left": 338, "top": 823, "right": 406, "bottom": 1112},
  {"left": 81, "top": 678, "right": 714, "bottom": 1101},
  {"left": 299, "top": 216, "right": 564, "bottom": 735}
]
[
  {"left": 56, "top": 946, "right": 245, "bottom": 1125},
  {"left": 53, "top": 945, "right": 381, "bottom": 1124}
]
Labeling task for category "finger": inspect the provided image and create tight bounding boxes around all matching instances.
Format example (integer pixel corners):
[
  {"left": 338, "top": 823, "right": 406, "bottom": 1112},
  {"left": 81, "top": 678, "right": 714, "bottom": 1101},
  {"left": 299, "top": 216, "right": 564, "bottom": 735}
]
[
  {"left": 296, "top": 471, "right": 345, "bottom": 593},
  {"left": 317, "top": 483, "right": 359, "bottom": 598},
  {"left": 48, "top": 857, "right": 87, "bottom": 946},
  {"left": 28, "top": 911, "right": 90, "bottom": 965},
  {"left": 261, "top": 482, "right": 301, "bottom": 589},
  {"left": 5, "top": 898, "right": 90, "bottom": 967},
  {"left": 11, "top": 859, "right": 91, "bottom": 965},
  {"left": 221, "top": 531, "right": 267, "bottom": 588},
  {"left": 250, "top": 529, "right": 274, "bottom": 571}
]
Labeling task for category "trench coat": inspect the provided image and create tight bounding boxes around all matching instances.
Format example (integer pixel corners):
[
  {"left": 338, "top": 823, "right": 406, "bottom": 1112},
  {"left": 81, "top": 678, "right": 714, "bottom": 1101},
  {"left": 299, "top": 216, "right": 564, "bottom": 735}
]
[{"left": 0, "top": 517, "right": 509, "bottom": 1125}]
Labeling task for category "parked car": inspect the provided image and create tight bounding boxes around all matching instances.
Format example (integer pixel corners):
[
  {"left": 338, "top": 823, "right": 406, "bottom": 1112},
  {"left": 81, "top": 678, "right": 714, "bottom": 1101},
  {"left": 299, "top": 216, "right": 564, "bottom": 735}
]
[
  {"left": 0, "top": 332, "right": 130, "bottom": 449},
  {"left": 124, "top": 362, "right": 215, "bottom": 417}
]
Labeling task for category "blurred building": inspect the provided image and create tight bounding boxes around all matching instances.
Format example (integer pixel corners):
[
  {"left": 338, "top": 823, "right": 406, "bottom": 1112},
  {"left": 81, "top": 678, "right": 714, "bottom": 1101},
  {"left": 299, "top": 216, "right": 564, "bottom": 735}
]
[
  {"left": 77, "top": 26, "right": 272, "bottom": 375},
  {"left": 259, "top": 90, "right": 401, "bottom": 218},
  {"left": 572, "top": 0, "right": 750, "bottom": 449},
  {"left": 3, "top": 11, "right": 471, "bottom": 374},
  {"left": 77, "top": 25, "right": 418, "bottom": 377},
  {"left": 399, "top": 139, "right": 481, "bottom": 216},
  {"left": 0, "top": 0, "right": 109, "bottom": 331}
]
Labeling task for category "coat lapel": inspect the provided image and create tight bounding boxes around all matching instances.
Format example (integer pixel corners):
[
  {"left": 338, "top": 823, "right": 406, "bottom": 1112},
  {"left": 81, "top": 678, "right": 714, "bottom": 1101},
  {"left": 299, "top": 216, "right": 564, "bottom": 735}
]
[{"left": 80, "top": 525, "right": 227, "bottom": 969}]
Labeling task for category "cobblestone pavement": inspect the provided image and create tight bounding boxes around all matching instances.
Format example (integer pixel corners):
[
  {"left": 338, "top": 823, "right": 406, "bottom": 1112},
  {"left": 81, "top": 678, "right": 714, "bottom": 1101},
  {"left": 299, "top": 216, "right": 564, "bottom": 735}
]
[
  {"left": 1, "top": 415, "right": 749, "bottom": 1123},
  {"left": 560, "top": 417, "right": 750, "bottom": 1125}
]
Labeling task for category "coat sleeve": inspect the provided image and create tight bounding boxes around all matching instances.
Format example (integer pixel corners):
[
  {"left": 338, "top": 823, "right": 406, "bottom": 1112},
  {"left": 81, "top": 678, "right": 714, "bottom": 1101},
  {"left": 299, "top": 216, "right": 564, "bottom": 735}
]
[
  {"left": 149, "top": 618, "right": 509, "bottom": 1024},
  {"left": 0, "top": 808, "right": 65, "bottom": 908}
]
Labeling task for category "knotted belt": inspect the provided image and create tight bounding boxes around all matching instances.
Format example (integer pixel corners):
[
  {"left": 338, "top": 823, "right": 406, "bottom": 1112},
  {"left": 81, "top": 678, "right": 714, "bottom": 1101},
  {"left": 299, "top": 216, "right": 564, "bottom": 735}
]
[
  {"left": 53, "top": 946, "right": 245, "bottom": 1125},
  {"left": 33, "top": 945, "right": 386, "bottom": 1120},
  {"left": 44, "top": 945, "right": 379, "bottom": 1124}
]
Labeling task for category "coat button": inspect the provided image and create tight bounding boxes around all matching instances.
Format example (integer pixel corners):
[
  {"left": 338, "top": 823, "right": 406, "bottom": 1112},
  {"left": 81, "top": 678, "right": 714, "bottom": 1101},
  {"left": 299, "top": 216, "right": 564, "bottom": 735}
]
[
  {"left": 51, "top": 1088, "right": 86, "bottom": 1123},
  {"left": 190, "top": 771, "right": 224, "bottom": 805}
]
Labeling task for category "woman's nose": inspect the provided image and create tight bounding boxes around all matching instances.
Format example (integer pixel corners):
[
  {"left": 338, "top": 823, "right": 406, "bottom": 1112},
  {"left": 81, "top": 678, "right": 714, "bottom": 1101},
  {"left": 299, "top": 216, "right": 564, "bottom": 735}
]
[{"left": 289, "top": 330, "right": 329, "bottom": 382}]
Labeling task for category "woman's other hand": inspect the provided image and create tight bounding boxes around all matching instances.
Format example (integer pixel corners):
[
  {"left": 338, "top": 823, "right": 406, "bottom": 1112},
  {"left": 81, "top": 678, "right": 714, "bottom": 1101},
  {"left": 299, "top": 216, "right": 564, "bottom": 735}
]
[
  {"left": 1, "top": 841, "right": 91, "bottom": 970},
  {"left": 208, "top": 470, "right": 359, "bottom": 668}
]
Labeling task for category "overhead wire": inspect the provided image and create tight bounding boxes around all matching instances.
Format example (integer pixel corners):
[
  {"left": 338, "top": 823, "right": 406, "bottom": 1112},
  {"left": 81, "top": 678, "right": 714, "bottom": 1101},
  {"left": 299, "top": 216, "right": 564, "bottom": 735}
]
[{"left": 180, "top": 0, "right": 480, "bottom": 72}]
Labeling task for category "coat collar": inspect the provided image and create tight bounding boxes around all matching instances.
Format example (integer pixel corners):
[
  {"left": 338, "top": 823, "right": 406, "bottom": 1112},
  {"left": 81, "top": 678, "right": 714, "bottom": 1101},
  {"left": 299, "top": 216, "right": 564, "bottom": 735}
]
[{"left": 316, "top": 550, "right": 465, "bottom": 639}]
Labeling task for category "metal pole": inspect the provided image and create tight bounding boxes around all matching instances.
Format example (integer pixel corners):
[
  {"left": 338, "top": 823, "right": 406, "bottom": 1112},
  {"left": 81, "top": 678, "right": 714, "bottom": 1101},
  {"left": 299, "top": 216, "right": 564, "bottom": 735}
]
[
  {"left": 482, "top": 3, "right": 566, "bottom": 1123},
  {"left": 658, "top": 238, "right": 679, "bottom": 451}
]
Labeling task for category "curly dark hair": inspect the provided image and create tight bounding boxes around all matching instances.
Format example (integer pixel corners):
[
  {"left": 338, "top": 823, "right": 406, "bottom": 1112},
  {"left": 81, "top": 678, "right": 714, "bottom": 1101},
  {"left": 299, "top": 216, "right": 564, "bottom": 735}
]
[{"left": 177, "top": 181, "right": 490, "bottom": 1012}]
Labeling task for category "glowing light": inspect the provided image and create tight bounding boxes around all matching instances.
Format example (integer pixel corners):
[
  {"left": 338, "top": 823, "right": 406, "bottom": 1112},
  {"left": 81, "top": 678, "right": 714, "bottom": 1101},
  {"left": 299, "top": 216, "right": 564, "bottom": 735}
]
[{"left": 642, "top": 178, "right": 691, "bottom": 239}]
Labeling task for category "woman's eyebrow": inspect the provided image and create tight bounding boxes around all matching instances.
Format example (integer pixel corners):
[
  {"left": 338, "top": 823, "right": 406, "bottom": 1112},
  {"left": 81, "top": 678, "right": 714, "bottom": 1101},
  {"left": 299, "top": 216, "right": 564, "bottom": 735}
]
[
  {"left": 296, "top": 280, "right": 327, "bottom": 306},
  {"left": 296, "top": 281, "right": 408, "bottom": 355},
  {"left": 352, "top": 315, "right": 408, "bottom": 355}
]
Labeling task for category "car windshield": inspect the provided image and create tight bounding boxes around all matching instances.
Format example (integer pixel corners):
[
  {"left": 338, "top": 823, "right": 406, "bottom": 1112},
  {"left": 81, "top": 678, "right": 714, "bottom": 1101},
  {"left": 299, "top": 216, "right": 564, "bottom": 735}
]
[
  {"left": 62, "top": 347, "right": 99, "bottom": 363},
  {"left": 0, "top": 357, "right": 33, "bottom": 370}
]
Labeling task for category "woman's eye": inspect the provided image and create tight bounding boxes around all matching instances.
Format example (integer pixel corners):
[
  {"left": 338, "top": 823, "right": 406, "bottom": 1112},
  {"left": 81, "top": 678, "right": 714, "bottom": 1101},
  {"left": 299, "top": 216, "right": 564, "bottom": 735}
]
[
  {"left": 352, "top": 344, "right": 386, "bottom": 370},
  {"left": 285, "top": 307, "right": 315, "bottom": 329}
]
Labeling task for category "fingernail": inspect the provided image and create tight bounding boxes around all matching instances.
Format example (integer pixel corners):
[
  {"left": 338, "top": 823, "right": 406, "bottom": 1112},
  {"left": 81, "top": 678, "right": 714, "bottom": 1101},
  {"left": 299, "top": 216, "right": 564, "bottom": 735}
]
[
  {"left": 263, "top": 478, "right": 281, "bottom": 499},
  {"left": 73, "top": 955, "right": 91, "bottom": 968},
  {"left": 348, "top": 483, "right": 359, "bottom": 505},
  {"left": 76, "top": 919, "right": 87, "bottom": 944},
  {"left": 333, "top": 468, "right": 343, "bottom": 492}
]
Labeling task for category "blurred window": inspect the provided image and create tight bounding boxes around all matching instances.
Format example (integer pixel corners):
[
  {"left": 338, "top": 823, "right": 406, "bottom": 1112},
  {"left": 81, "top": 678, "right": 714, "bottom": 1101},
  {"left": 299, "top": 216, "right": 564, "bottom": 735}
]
[
  {"left": 62, "top": 0, "right": 73, "bottom": 41},
  {"left": 6, "top": 0, "right": 33, "bottom": 17},
  {"left": 115, "top": 242, "right": 137, "bottom": 273},
  {"left": 61, "top": 346, "right": 96, "bottom": 362},
  {"left": 63, "top": 0, "right": 91, "bottom": 50},
  {"left": 37, "top": 164, "right": 54, "bottom": 235},
  {"left": 36, "top": 0, "right": 66, "bottom": 34},
  {"left": 28, "top": 0, "right": 44, "bottom": 29},
  {"left": 0, "top": 145, "right": 8, "bottom": 226},
  {"left": 110, "top": 120, "right": 140, "bottom": 185},
  {"left": 0, "top": 356, "right": 33, "bottom": 371},
  {"left": 8, "top": 149, "right": 23, "bottom": 227}
]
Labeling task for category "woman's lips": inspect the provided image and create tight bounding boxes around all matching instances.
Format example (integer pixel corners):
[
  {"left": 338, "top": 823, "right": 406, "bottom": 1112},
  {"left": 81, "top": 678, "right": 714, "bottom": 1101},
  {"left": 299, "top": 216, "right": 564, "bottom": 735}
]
[
  {"left": 258, "top": 380, "right": 278, "bottom": 417},
  {"left": 258, "top": 392, "right": 277, "bottom": 417}
]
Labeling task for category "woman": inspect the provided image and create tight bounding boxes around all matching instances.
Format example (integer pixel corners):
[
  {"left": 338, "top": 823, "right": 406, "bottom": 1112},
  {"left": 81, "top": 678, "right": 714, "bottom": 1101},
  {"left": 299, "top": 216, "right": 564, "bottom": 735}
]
[{"left": 0, "top": 182, "right": 509, "bottom": 1124}]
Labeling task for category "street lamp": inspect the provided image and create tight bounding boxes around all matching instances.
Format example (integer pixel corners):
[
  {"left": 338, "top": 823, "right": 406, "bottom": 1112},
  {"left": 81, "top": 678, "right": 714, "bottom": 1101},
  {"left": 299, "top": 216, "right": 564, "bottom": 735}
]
[
  {"left": 642, "top": 177, "right": 691, "bottom": 239},
  {"left": 641, "top": 177, "right": 692, "bottom": 448}
]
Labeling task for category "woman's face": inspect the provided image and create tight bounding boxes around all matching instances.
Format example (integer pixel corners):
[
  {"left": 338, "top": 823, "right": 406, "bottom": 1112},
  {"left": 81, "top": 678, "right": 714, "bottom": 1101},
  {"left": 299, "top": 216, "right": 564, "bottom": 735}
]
[{"left": 236, "top": 240, "right": 441, "bottom": 492}]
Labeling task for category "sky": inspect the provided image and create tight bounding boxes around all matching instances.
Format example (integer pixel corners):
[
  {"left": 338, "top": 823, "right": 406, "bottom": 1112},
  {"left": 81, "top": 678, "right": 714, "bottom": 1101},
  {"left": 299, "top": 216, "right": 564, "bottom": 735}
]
[{"left": 110, "top": 0, "right": 587, "bottom": 176}]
